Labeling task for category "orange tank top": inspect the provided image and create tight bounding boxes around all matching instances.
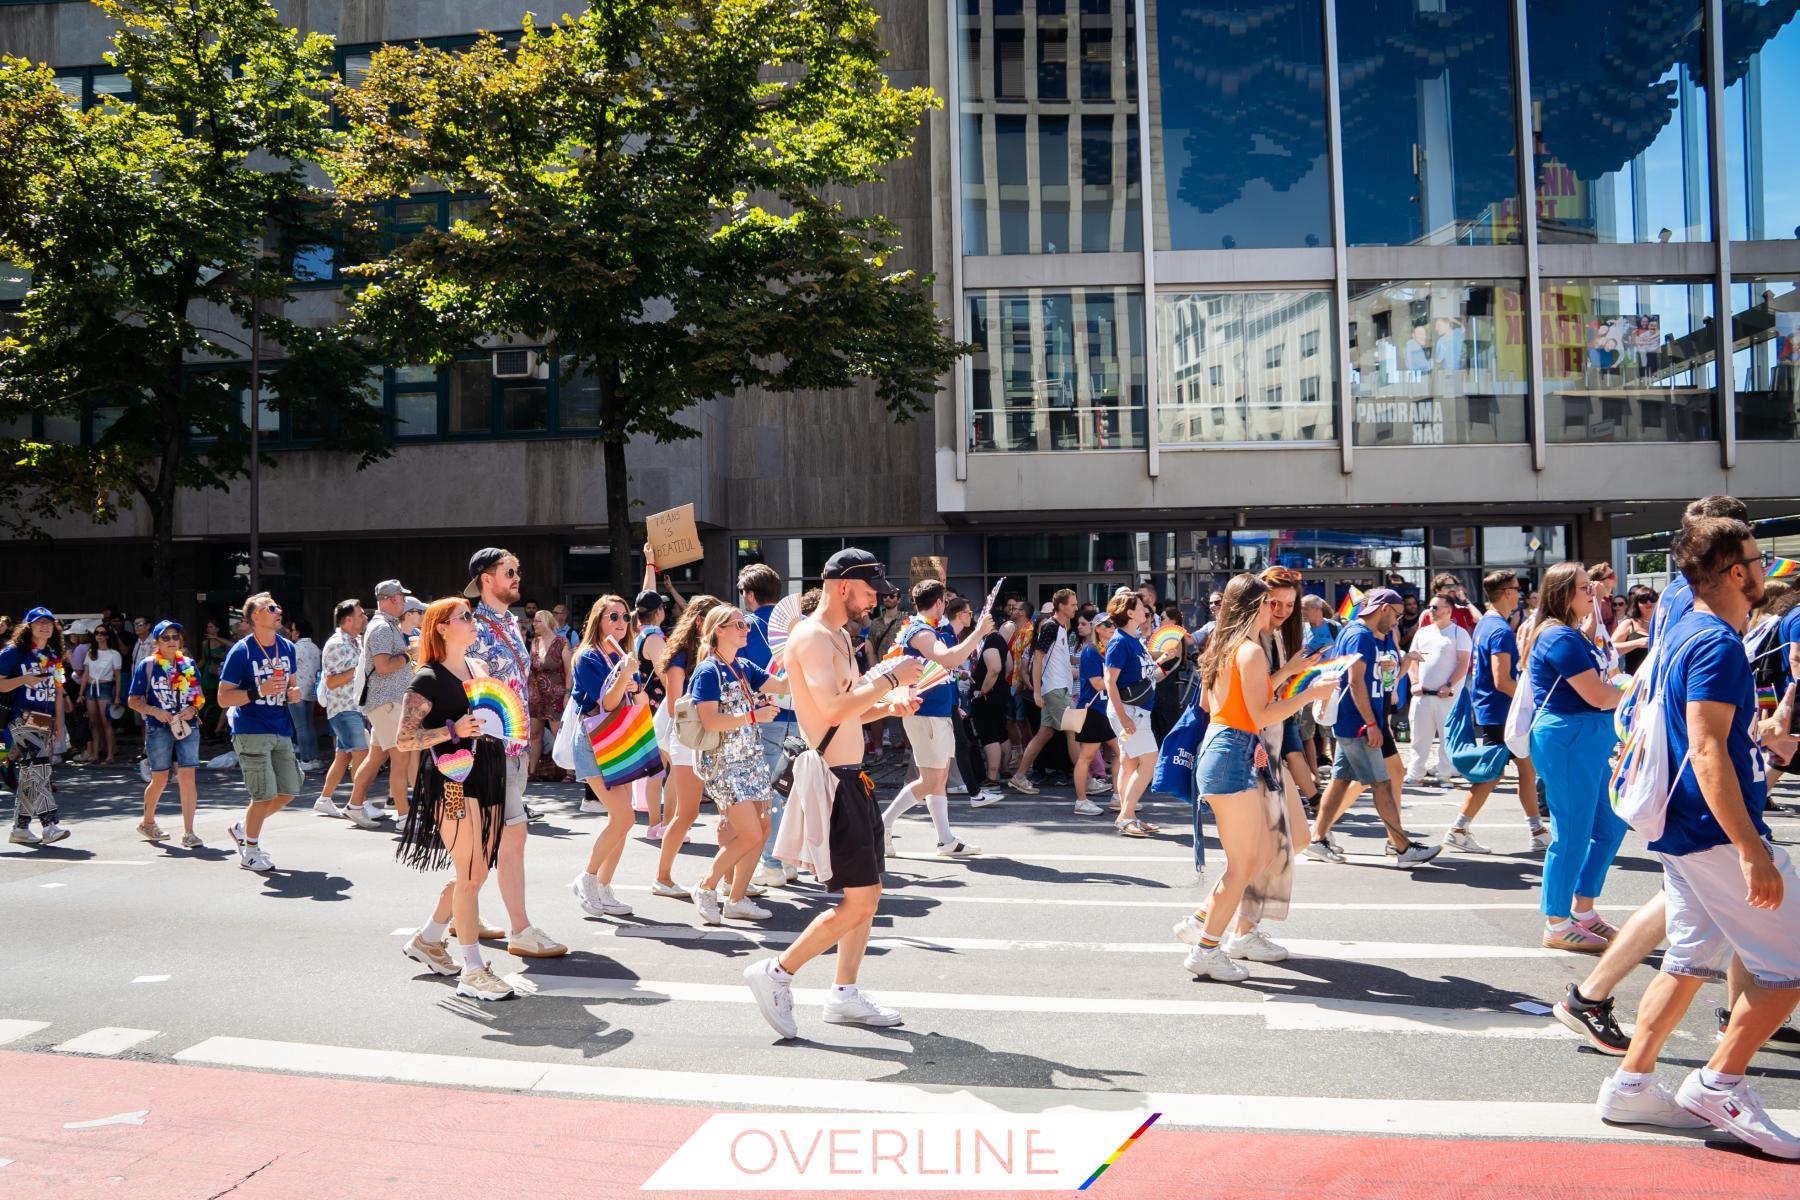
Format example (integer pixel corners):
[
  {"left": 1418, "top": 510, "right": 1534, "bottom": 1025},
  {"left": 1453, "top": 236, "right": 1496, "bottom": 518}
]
[{"left": 1210, "top": 645, "right": 1267, "bottom": 735}]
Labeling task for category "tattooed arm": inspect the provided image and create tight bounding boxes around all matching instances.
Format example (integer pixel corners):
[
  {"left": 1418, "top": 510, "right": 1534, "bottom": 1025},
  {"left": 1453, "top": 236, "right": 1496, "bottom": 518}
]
[{"left": 396, "top": 689, "right": 481, "bottom": 751}]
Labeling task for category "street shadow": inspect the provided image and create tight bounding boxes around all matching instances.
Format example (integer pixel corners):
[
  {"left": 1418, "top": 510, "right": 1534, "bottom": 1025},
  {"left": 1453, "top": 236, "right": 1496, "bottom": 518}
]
[
  {"left": 3, "top": 844, "right": 96, "bottom": 861},
  {"left": 150, "top": 842, "right": 234, "bottom": 863},
  {"left": 805, "top": 1027, "right": 1146, "bottom": 1098},
  {"left": 256, "top": 867, "right": 354, "bottom": 902},
  {"left": 1235, "top": 955, "right": 1546, "bottom": 1013},
  {"left": 960, "top": 858, "right": 1170, "bottom": 889}
]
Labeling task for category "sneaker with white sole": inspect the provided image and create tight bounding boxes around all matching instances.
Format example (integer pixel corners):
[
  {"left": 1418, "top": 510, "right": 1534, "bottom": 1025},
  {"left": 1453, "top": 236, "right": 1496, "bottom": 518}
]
[
  {"left": 313, "top": 797, "right": 345, "bottom": 819},
  {"left": 579, "top": 798, "right": 606, "bottom": 814},
  {"left": 1596, "top": 1073, "right": 1710, "bottom": 1128},
  {"left": 1674, "top": 1070, "right": 1800, "bottom": 1158},
  {"left": 693, "top": 886, "right": 724, "bottom": 926},
  {"left": 752, "top": 864, "right": 789, "bottom": 889},
  {"left": 1171, "top": 915, "right": 1205, "bottom": 945},
  {"left": 135, "top": 821, "right": 166, "bottom": 841},
  {"left": 650, "top": 878, "right": 689, "bottom": 898},
  {"left": 1072, "top": 799, "right": 1105, "bottom": 816},
  {"left": 228, "top": 820, "right": 246, "bottom": 846},
  {"left": 1542, "top": 922, "right": 1610, "bottom": 953},
  {"left": 969, "top": 792, "right": 1001, "bottom": 809},
  {"left": 572, "top": 874, "right": 634, "bottom": 917},
  {"left": 723, "top": 898, "right": 772, "bottom": 921},
  {"left": 946, "top": 783, "right": 968, "bottom": 796},
  {"left": 1444, "top": 828, "right": 1491, "bottom": 854},
  {"left": 39, "top": 822, "right": 71, "bottom": 845},
  {"left": 1005, "top": 775, "right": 1038, "bottom": 795},
  {"left": 1301, "top": 838, "right": 1345, "bottom": 864},
  {"left": 344, "top": 805, "right": 381, "bottom": 830},
  {"left": 783, "top": 864, "right": 800, "bottom": 884},
  {"left": 364, "top": 800, "right": 388, "bottom": 820},
  {"left": 505, "top": 925, "right": 567, "bottom": 958},
  {"left": 1393, "top": 842, "right": 1441, "bottom": 867},
  {"left": 9, "top": 825, "right": 41, "bottom": 846},
  {"left": 1530, "top": 826, "right": 1552, "bottom": 853},
  {"left": 937, "top": 840, "right": 981, "bottom": 858},
  {"left": 1183, "top": 944, "right": 1251, "bottom": 982},
  {"left": 1226, "top": 928, "right": 1289, "bottom": 962},
  {"left": 402, "top": 933, "right": 459, "bottom": 976},
  {"left": 1086, "top": 778, "right": 1112, "bottom": 796},
  {"left": 237, "top": 843, "right": 275, "bottom": 872},
  {"left": 743, "top": 958, "right": 799, "bottom": 1039},
  {"left": 823, "top": 988, "right": 903, "bottom": 1027},
  {"left": 179, "top": 832, "right": 205, "bottom": 849},
  {"left": 455, "top": 965, "right": 515, "bottom": 1002},
  {"left": 883, "top": 832, "right": 896, "bottom": 857}
]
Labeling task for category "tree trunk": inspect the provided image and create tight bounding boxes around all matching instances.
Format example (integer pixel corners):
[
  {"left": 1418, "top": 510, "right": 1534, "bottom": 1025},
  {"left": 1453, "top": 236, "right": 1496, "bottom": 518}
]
[{"left": 598, "top": 365, "right": 634, "bottom": 597}]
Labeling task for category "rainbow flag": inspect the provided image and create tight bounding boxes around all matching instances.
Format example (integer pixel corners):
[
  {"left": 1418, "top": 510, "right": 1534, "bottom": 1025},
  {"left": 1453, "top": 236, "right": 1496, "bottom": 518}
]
[
  {"left": 1769, "top": 556, "right": 1798, "bottom": 579},
  {"left": 585, "top": 703, "right": 662, "bottom": 790},
  {"left": 1335, "top": 586, "right": 1365, "bottom": 623},
  {"left": 1276, "top": 653, "right": 1360, "bottom": 700},
  {"left": 1077, "top": 1113, "right": 1161, "bottom": 1191},
  {"left": 1759, "top": 684, "right": 1781, "bottom": 714}
]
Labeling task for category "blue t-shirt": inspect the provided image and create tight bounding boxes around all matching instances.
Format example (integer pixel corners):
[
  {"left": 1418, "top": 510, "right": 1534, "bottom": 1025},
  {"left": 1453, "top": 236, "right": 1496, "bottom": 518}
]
[
  {"left": 741, "top": 608, "right": 775, "bottom": 673},
  {"left": 1104, "top": 630, "right": 1153, "bottom": 699},
  {"left": 1330, "top": 621, "right": 1394, "bottom": 739},
  {"left": 1304, "top": 622, "right": 1335, "bottom": 654},
  {"left": 219, "top": 633, "right": 296, "bottom": 737},
  {"left": 662, "top": 648, "right": 692, "bottom": 697},
  {"left": 1076, "top": 644, "right": 1108, "bottom": 713},
  {"left": 1647, "top": 574, "right": 1694, "bottom": 654},
  {"left": 899, "top": 618, "right": 956, "bottom": 718},
  {"left": 572, "top": 646, "right": 631, "bottom": 715},
  {"left": 128, "top": 656, "right": 190, "bottom": 715},
  {"left": 0, "top": 645, "right": 61, "bottom": 716},
  {"left": 1527, "top": 625, "right": 1611, "bottom": 716},
  {"left": 1776, "top": 608, "right": 1800, "bottom": 692},
  {"left": 1470, "top": 613, "right": 1519, "bottom": 726},
  {"left": 1649, "top": 612, "right": 1771, "bottom": 857},
  {"left": 689, "top": 656, "right": 771, "bottom": 706}
]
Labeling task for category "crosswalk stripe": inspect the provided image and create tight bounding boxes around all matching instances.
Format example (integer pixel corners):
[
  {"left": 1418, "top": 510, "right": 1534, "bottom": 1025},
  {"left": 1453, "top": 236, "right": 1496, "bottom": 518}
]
[
  {"left": 51, "top": 1027, "right": 159, "bottom": 1056},
  {"left": 169, "top": 1034, "right": 1776, "bottom": 1145},
  {"left": 0, "top": 1019, "right": 50, "bottom": 1046},
  {"left": 502, "top": 972, "right": 1574, "bottom": 1039}
]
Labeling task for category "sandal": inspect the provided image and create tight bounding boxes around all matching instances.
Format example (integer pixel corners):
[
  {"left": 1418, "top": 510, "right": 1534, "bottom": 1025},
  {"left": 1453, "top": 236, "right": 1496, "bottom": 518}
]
[
  {"left": 1116, "top": 819, "right": 1149, "bottom": 838},
  {"left": 1138, "top": 820, "right": 1161, "bottom": 834}
]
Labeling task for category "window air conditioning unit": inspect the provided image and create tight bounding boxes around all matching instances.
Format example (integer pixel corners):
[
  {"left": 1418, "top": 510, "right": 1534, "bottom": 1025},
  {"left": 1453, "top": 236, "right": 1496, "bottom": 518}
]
[{"left": 492, "top": 349, "right": 538, "bottom": 379}]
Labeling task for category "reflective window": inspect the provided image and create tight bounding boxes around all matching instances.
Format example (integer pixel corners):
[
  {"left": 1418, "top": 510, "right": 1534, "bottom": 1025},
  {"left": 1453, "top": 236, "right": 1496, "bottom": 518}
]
[
  {"left": 448, "top": 359, "right": 492, "bottom": 433},
  {"left": 0, "top": 262, "right": 27, "bottom": 304},
  {"left": 1725, "top": 2, "right": 1800, "bottom": 241},
  {"left": 1527, "top": 1, "right": 1710, "bottom": 244},
  {"left": 393, "top": 391, "right": 438, "bottom": 437},
  {"left": 1540, "top": 279, "right": 1717, "bottom": 442},
  {"left": 1157, "top": 291, "right": 1336, "bottom": 444},
  {"left": 966, "top": 287, "right": 1146, "bottom": 451},
  {"left": 1483, "top": 524, "right": 1569, "bottom": 566},
  {"left": 1728, "top": 277, "right": 1800, "bottom": 441},
  {"left": 559, "top": 361, "right": 602, "bottom": 429},
  {"left": 1348, "top": 280, "right": 1528, "bottom": 446},
  {"left": 501, "top": 384, "right": 547, "bottom": 432},
  {"left": 1339, "top": 0, "right": 1520, "bottom": 246},
  {"left": 1152, "top": 1, "right": 1331, "bottom": 250},
  {"left": 959, "top": 0, "right": 1141, "bottom": 255}
]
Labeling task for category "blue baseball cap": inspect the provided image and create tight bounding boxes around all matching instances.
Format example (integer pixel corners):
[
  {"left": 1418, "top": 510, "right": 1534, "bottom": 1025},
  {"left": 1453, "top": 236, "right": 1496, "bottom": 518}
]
[
  {"left": 22, "top": 606, "right": 53, "bottom": 625},
  {"left": 152, "top": 619, "right": 183, "bottom": 640}
]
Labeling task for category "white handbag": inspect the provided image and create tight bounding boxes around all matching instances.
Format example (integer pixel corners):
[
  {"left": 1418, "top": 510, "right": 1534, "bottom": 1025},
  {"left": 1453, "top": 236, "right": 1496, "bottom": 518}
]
[{"left": 551, "top": 694, "right": 580, "bottom": 770}]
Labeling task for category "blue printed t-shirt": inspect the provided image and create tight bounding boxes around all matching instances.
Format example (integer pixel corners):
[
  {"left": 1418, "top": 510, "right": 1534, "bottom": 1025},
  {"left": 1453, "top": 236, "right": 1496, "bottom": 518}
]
[
  {"left": 1776, "top": 607, "right": 1800, "bottom": 692},
  {"left": 1103, "top": 630, "right": 1153, "bottom": 703},
  {"left": 663, "top": 648, "right": 692, "bottom": 697},
  {"left": 1648, "top": 612, "right": 1770, "bottom": 856},
  {"left": 219, "top": 633, "right": 296, "bottom": 737},
  {"left": 128, "top": 656, "right": 190, "bottom": 715},
  {"left": 1527, "top": 625, "right": 1611, "bottom": 715},
  {"left": 1331, "top": 621, "right": 1389, "bottom": 740},
  {"left": 1304, "top": 622, "right": 1335, "bottom": 655},
  {"left": 1470, "top": 613, "right": 1519, "bottom": 726},
  {"left": 900, "top": 618, "right": 956, "bottom": 718},
  {"left": 689, "top": 657, "right": 770, "bottom": 708},
  {"left": 1077, "top": 644, "right": 1108, "bottom": 713},
  {"left": 0, "top": 645, "right": 60, "bottom": 716},
  {"left": 742, "top": 608, "right": 775, "bottom": 673},
  {"left": 1647, "top": 573, "right": 1694, "bottom": 654},
  {"left": 572, "top": 646, "right": 631, "bottom": 715}
]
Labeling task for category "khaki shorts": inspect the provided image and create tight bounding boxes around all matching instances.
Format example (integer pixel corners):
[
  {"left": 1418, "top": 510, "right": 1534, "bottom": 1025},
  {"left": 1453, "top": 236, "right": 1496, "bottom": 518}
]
[
  {"left": 1039, "top": 687, "right": 1072, "bottom": 730},
  {"left": 233, "top": 733, "right": 302, "bottom": 802},
  {"left": 366, "top": 701, "right": 404, "bottom": 751},
  {"left": 902, "top": 715, "right": 955, "bottom": 770}
]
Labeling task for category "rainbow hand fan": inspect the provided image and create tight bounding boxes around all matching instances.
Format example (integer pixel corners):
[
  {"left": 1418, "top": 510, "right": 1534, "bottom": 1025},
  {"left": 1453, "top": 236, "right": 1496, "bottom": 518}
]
[
  {"left": 1768, "top": 556, "right": 1798, "bottom": 580},
  {"left": 1147, "top": 623, "right": 1186, "bottom": 658},
  {"left": 465, "top": 677, "right": 527, "bottom": 744},
  {"left": 764, "top": 595, "right": 800, "bottom": 679},
  {"left": 1335, "top": 587, "right": 1365, "bottom": 623},
  {"left": 1275, "top": 654, "right": 1360, "bottom": 701},
  {"left": 912, "top": 660, "right": 953, "bottom": 692}
]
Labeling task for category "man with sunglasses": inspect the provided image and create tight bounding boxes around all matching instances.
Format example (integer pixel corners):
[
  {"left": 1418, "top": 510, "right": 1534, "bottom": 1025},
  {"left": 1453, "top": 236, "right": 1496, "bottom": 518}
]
[
  {"left": 346, "top": 579, "right": 415, "bottom": 830},
  {"left": 216, "top": 592, "right": 301, "bottom": 871}
]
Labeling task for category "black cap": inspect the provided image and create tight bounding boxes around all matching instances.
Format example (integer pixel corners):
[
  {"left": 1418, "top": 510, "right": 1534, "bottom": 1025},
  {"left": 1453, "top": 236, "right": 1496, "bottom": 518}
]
[
  {"left": 634, "top": 589, "right": 666, "bottom": 616},
  {"left": 464, "top": 547, "right": 511, "bottom": 599},
  {"left": 822, "top": 548, "right": 897, "bottom": 598}
]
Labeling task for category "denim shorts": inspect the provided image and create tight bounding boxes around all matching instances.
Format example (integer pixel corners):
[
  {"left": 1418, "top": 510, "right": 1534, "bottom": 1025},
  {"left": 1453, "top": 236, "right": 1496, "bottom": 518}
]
[
  {"left": 144, "top": 721, "right": 201, "bottom": 772},
  {"left": 1279, "top": 716, "right": 1303, "bottom": 759},
  {"left": 327, "top": 710, "right": 369, "bottom": 753},
  {"left": 1194, "top": 725, "right": 1260, "bottom": 796},
  {"left": 1333, "top": 736, "right": 1388, "bottom": 786}
]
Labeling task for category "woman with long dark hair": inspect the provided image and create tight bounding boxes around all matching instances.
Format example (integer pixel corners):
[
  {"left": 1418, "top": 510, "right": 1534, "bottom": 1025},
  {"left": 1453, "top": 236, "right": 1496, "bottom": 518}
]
[
  {"left": 199, "top": 619, "right": 231, "bottom": 739},
  {"left": 527, "top": 610, "right": 571, "bottom": 783},
  {"left": 632, "top": 589, "right": 671, "bottom": 831},
  {"left": 1258, "top": 567, "right": 1319, "bottom": 807},
  {"left": 1611, "top": 584, "right": 1657, "bottom": 674},
  {"left": 1176, "top": 575, "right": 1334, "bottom": 981},
  {"left": 568, "top": 594, "right": 643, "bottom": 920},
  {"left": 652, "top": 594, "right": 723, "bottom": 895},
  {"left": 1, "top": 608, "right": 71, "bottom": 845},
  {"left": 80, "top": 626, "right": 123, "bottom": 765},
  {"left": 393, "top": 597, "right": 514, "bottom": 1002}
]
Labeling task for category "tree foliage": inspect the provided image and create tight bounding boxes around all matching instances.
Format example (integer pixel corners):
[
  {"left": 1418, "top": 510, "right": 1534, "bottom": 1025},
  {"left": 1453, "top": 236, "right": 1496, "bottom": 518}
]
[{"left": 333, "top": 0, "right": 965, "bottom": 592}]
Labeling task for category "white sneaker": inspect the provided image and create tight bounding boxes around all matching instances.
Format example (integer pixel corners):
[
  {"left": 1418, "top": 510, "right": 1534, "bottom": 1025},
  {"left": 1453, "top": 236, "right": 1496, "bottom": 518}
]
[
  {"left": 1171, "top": 915, "right": 1205, "bottom": 945},
  {"left": 1072, "top": 799, "right": 1104, "bottom": 816},
  {"left": 1086, "top": 778, "right": 1112, "bottom": 796},
  {"left": 883, "top": 832, "right": 896, "bottom": 857},
  {"left": 1394, "top": 842, "right": 1442, "bottom": 867},
  {"left": 969, "top": 791, "right": 1001, "bottom": 809},
  {"left": 298, "top": 759, "right": 324, "bottom": 773},
  {"left": 650, "top": 878, "right": 689, "bottom": 898},
  {"left": 313, "top": 797, "right": 345, "bottom": 819},
  {"left": 823, "top": 988, "right": 903, "bottom": 1027},
  {"left": 1596, "top": 1073, "right": 1710, "bottom": 1129},
  {"left": 505, "top": 925, "right": 567, "bottom": 958},
  {"left": 723, "top": 898, "right": 772, "bottom": 921},
  {"left": 227, "top": 820, "right": 246, "bottom": 846},
  {"left": 1226, "top": 928, "right": 1289, "bottom": 962},
  {"left": 1183, "top": 944, "right": 1251, "bottom": 982},
  {"left": 1005, "top": 775, "right": 1038, "bottom": 795},
  {"left": 1530, "top": 826, "right": 1553, "bottom": 854},
  {"left": 237, "top": 843, "right": 274, "bottom": 872},
  {"left": 38, "top": 822, "right": 70, "bottom": 845},
  {"left": 1676, "top": 1071, "right": 1800, "bottom": 1157},
  {"left": 580, "top": 798, "right": 606, "bottom": 814},
  {"left": 743, "top": 881, "right": 768, "bottom": 898},
  {"left": 1445, "top": 828, "right": 1491, "bottom": 854},
  {"left": 752, "top": 864, "right": 789, "bottom": 889},
  {"left": 344, "top": 805, "right": 381, "bottom": 830},
  {"left": 946, "top": 783, "right": 968, "bottom": 796},
  {"left": 572, "top": 874, "right": 633, "bottom": 917},
  {"left": 1302, "top": 838, "right": 1345, "bottom": 864},
  {"left": 364, "top": 800, "right": 388, "bottom": 820},
  {"left": 783, "top": 865, "right": 800, "bottom": 884},
  {"left": 743, "top": 958, "right": 799, "bottom": 1039},
  {"left": 937, "top": 840, "right": 981, "bottom": 858},
  {"left": 455, "top": 965, "right": 515, "bottom": 1002},
  {"left": 9, "top": 825, "right": 42, "bottom": 846},
  {"left": 402, "top": 932, "right": 459, "bottom": 977},
  {"left": 693, "top": 886, "right": 723, "bottom": 926}
]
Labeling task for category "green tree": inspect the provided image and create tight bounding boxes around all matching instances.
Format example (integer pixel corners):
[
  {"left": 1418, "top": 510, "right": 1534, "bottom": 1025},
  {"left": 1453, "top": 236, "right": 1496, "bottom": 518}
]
[
  {"left": 333, "top": 0, "right": 964, "bottom": 595},
  {"left": 0, "top": 0, "right": 385, "bottom": 614}
]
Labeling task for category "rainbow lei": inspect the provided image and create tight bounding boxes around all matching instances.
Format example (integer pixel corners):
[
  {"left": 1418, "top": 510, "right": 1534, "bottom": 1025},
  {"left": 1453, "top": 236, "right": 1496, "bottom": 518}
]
[
  {"left": 154, "top": 651, "right": 206, "bottom": 711},
  {"left": 34, "top": 650, "right": 65, "bottom": 686}
]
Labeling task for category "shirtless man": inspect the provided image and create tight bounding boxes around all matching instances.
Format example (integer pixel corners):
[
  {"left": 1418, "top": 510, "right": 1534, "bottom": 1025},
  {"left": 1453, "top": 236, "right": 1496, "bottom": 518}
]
[{"left": 742, "top": 549, "right": 924, "bottom": 1039}]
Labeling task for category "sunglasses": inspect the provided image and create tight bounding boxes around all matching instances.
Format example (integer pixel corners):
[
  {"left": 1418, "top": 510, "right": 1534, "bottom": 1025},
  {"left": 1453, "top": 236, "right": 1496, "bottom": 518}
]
[
  {"left": 725, "top": 618, "right": 750, "bottom": 630},
  {"left": 260, "top": 604, "right": 282, "bottom": 616},
  {"left": 604, "top": 611, "right": 628, "bottom": 621},
  {"left": 156, "top": 633, "right": 181, "bottom": 642},
  {"left": 447, "top": 611, "right": 475, "bottom": 625}
]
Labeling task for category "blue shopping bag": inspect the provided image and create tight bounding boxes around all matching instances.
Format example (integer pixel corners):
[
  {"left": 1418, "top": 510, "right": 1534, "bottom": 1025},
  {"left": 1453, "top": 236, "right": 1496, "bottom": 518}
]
[{"left": 1444, "top": 670, "right": 1508, "bottom": 784}]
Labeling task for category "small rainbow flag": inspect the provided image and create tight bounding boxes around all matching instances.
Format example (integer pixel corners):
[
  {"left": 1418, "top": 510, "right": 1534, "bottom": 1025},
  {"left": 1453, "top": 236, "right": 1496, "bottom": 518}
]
[
  {"left": 585, "top": 702, "right": 662, "bottom": 789},
  {"left": 1077, "top": 1112, "right": 1161, "bottom": 1191},
  {"left": 465, "top": 677, "right": 528, "bottom": 744},
  {"left": 1759, "top": 684, "right": 1781, "bottom": 714},
  {"left": 1769, "top": 556, "right": 1798, "bottom": 579},
  {"left": 1335, "top": 586, "right": 1365, "bottom": 623},
  {"left": 1275, "top": 653, "right": 1360, "bottom": 700}
]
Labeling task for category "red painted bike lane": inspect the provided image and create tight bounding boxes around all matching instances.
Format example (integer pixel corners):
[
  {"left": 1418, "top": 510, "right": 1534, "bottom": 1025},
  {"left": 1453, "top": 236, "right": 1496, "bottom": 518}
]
[{"left": 0, "top": 1051, "right": 1792, "bottom": 1199}]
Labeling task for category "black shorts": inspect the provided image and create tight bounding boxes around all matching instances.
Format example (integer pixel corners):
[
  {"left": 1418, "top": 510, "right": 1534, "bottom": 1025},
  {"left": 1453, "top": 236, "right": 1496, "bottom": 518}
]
[
  {"left": 1380, "top": 711, "right": 1398, "bottom": 761},
  {"left": 824, "top": 765, "right": 884, "bottom": 892},
  {"left": 1475, "top": 722, "right": 1516, "bottom": 762},
  {"left": 1076, "top": 706, "right": 1114, "bottom": 745},
  {"left": 970, "top": 692, "right": 1008, "bottom": 746}
]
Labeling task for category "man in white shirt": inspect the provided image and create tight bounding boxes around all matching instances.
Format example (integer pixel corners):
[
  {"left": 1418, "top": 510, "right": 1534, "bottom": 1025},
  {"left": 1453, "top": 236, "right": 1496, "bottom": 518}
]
[
  {"left": 1404, "top": 595, "right": 1472, "bottom": 786},
  {"left": 314, "top": 600, "right": 368, "bottom": 816},
  {"left": 1004, "top": 588, "right": 1078, "bottom": 795},
  {"left": 288, "top": 620, "right": 323, "bottom": 771}
]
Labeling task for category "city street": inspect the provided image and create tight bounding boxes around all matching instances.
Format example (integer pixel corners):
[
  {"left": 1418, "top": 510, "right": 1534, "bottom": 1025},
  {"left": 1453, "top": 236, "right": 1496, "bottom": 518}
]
[{"left": 2, "top": 761, "right": 1797, "bottom": 1197}]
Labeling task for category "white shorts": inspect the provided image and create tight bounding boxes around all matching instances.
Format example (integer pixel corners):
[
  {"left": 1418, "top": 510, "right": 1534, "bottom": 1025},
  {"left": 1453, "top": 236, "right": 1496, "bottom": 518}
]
[
  {"left": 366, "top": 701, "right": 404, "bottom": 751},
  {"left": 902, "top": 715, "right": 954, "bottom": 770},
  {"left": 1660, "top": 842, "right": 1800, "bottom": 988},
  {"left": 654, "top": 699, "right": 695, "bottom": 769},
  {"left": 1108, "top": 703, "right": 1156, "bottom": 759}
]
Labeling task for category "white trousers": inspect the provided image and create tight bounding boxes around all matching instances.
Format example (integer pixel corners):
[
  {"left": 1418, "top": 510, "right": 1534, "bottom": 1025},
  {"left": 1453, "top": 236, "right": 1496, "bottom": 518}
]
[{"left": 1406, "top": 691, "right": 1456, "bottom": 780}]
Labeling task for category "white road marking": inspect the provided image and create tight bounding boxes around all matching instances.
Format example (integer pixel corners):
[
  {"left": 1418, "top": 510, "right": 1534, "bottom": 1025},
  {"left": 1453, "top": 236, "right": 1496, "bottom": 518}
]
[
  {"left": 40, "top": 883, "right": 66, "bottom": 889},
  {"left": 171, "top": 1035, "right": 1787, "bottom": 1144},
  {"left": 131, "top": 975, "right": 170, "bottom": 984},
  {"left": 52, "top": 1027, "right": 159, "bottom": 1056},
  {"left": 390, "top": 927, "right": 414, "bottom": 936},
  {"left": 0, "top": 1019, "right": 50, "bottom": 1046},
  {"left": 0, "top": 1156, "right": 12, "bottom": 1168},
  {"left": 62, "top": 1110, "right": 149, "bottom": 1130}
]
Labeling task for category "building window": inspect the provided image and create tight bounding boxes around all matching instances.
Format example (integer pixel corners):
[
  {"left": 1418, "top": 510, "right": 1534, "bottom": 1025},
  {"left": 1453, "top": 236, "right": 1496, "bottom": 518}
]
[
  {"left": 1347, "top": 279, "right": 1528, "bottom": 446},
  {"left": 1339, "top": 0, "right": 1520, "bottom": 247},
  {"left": 1152, "top": 1, "right": 1330, "bottom": 250},
  {"left": 1728, "top": 276, "right": 1800, "bottom": 441},
  {"left": 1155, "top": 290, "right": 1337, "bottom": 445},
  {"left": 1539, "top": 278, "right": 1718, "bottom": 442},
  {"left": 1301, "top": 330, "right": 1318, "bottom": 358},
  {"left": 1726, "top": 3, "right": 1800, "bottom": 242},
  {"left": 1528, "top": 0, "right": 1709, "bottom": 244},
  {"left": 966, "top": 287, "right": 1147, "bottom": 452}
]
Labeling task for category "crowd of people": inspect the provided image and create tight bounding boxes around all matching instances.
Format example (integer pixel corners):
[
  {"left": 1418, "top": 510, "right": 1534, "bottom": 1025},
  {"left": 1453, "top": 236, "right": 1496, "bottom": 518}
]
[{"left": 4, "top": 499, "right": 1799, "bottom": 1157}]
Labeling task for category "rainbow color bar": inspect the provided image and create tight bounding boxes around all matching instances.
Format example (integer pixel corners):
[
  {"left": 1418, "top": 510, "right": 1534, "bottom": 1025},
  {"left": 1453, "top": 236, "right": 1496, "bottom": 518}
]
[
  {"left": 1147, "top": 623, "right": 1185, "bottom": 657},
  {"left": 1759, "top": 684, "right": 1780, "bottom": 714},
  {"left": 1769, "top": 556, "right": 1798, "bottom": 580},
  {"left": 1335, "top": 586, "right": 1365, "bottom": 623},
  {"left": 766, "top": 643, "right": 787, "bottom": 680},
  {"left": 586, "top": 702, "right": 661, "bottom": 789},
  {"left": 465, "top": 677, "right": 528, "bottom": 744},
  {"left": 913, "top": 659, "right": 952, "bottom": 692},
  {"left": 1077, "top": 1112, "right": 1161, "bottom": 1191},
  {"left": 1276, "top": 653, "right": 1360, "bottom": 700}
]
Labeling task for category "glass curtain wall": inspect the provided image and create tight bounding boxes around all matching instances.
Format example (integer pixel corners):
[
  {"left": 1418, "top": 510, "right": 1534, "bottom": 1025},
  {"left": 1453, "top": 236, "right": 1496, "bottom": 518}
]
[
  {"left": 1724, "top": 1, "right": 1800, "bottom": 242},
  {"left": 1540, "top": 278, "right": 1718, "bottom": 442},
  {"left": 1157, "top": 291, "right": 1336, "bottom": 443},
  {"left": 1729, "top": 276, "right": 1800, "bottom": 440}
]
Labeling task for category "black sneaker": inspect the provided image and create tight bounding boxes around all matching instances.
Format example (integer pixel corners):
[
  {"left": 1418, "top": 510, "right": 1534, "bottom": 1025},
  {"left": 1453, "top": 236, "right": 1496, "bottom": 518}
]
[
  {"left": 523, "top": 804, "right": 544, "bottom": 823},
  {"left": 1715, "top": 1005, "right": 1800, "bottom": 1046},
  {"left": 1556, "top": 984, "right": 1629, "bottom": 1055}
]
